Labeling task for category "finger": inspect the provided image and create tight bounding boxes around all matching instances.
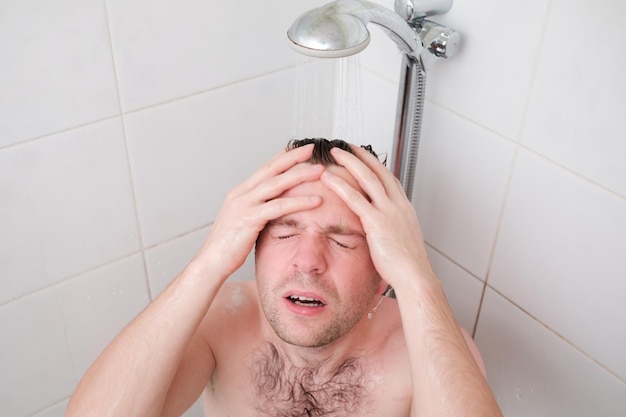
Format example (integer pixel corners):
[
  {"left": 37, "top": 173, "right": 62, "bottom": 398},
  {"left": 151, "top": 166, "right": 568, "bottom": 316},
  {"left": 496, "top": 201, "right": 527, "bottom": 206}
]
[
  {"left": 256, "top": 194, "right": 322, "bottom": 225},
  {"left": 239, "top": 144, "right": 314, "bottom": 194},
  {"left": 320, "top": 168, "right": 375, "bottom": 222},
  {"left": 249, "top": 162, "right": 324, "bottom": 204},
  {"left": 348, "top": 145, "right": 406, "bottom": 200},
  {"left": 328, "top": 147, "right": 389, "bottom": 204}
]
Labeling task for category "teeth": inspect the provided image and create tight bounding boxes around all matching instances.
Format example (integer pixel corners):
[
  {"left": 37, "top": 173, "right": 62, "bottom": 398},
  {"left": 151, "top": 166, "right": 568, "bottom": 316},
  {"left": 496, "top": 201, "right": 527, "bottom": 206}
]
[{"left": 288, "top": 295, "right": 323, "bottom": 306}]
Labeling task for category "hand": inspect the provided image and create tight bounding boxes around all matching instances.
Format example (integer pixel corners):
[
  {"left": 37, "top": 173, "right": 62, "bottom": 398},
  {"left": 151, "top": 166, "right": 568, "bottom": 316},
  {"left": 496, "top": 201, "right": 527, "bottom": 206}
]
[
  {"left": 195, "top": 144, "right": 324, "bottom": 281},
  {"left": 320, "top": 146, "right": 435, "bottom": 289}
]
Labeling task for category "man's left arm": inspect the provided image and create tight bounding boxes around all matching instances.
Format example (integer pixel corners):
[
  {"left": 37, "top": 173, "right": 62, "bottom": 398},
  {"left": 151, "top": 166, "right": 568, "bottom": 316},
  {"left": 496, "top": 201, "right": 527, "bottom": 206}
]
[{"left": 320, "top": 146, "right": 502, "bottom": 417}]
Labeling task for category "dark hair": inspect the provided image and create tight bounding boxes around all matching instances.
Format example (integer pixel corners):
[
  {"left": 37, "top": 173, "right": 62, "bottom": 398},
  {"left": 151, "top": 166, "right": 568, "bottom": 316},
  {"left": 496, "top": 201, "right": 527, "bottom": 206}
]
[{"left": 286, "top": 138, "right": 385, "bottom": 166}]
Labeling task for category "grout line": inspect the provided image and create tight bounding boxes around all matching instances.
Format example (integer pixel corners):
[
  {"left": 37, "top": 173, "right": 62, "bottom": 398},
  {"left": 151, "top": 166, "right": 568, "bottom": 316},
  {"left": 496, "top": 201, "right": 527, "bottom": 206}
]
[
  {"left": 429, "top": 234, "right": 626, "bottom": 385},
  {"left": 519, "top": 144, "right": 626, "bottom": 202},
  {"left": 360, "top": 63, "right": 400, "bottom": 85},
  {"left": 0, "top": 63, "right": 297, "bottom": 150},
  {"left": 102, "top": 0, "right": 153, "bottom": 300},
  {"left": 471, "top": 125, "right": 522, "bottom": 338},
  {"left": 121, "top": 65, "right": 298, "bottom": 117},
  {"left": 0, "top": 251, "right": 143, "bottom": 308},
  {"left": 424, "top": 242, "right": 484, "bottom": 285},
  {"left": 483, "top": 284, "right": 626, "bottom": 386},
  {"left": 472, "top": 278, "right": 487, "bottom": 339},
  {"left": 461, "top": 0, "right": 566, "bottom": 338},
  {"left": 426, "top": 99, "right": 518, "bottom": 146},
  {"left": 514, "top": 0, "right": 554, "bottom": 145},
  {"left": 28, "top": 396, "right": 70, "bottom": 417},
  {"left": 0, "top": 223, "right": 215, "bottom": 309},
  {"left": 0, "top": 114, "right": 121, "bottom": 152}
]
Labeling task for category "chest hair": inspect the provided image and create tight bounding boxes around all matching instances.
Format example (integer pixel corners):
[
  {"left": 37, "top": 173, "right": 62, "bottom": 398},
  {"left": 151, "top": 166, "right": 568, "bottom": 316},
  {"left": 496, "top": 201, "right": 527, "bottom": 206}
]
[{"left": 250, "top": 343, "right": 372, "bottom": 417}]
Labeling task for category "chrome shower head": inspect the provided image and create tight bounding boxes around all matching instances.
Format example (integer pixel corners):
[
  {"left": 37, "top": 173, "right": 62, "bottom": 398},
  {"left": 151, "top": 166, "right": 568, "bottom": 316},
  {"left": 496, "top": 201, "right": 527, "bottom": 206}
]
[
  {"left": 287, "top": 8, "right": 371, "bottom": 58},
  {"left": 287, "top": 0, "right": 423, "bottom": 59},
  {"left": 287, "top": 4, "right": 371, "bottom": 58}
]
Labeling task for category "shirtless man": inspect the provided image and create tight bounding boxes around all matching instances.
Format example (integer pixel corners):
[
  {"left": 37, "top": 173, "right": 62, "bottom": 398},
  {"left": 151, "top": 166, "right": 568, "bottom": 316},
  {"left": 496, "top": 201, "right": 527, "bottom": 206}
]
[{"left": 65, "top": 138, "right": 502, "bottom": 417}]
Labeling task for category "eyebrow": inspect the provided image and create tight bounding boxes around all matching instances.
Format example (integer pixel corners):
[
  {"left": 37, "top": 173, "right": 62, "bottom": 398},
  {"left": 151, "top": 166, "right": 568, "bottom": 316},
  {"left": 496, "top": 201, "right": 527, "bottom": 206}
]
[
  {"left": 268, "top": 218, "right": 364, "bottom": 238},
  {"left": 323, "top": 224, "right": 364, "bottom": 238}
]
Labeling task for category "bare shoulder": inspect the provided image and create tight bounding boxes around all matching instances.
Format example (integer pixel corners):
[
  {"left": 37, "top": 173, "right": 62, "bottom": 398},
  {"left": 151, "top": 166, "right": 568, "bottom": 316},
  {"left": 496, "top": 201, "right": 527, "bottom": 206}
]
[
  {"left": 201, "top": 280, "right": 261, "bottom": 346},
  {"left": 211, "top": 280, "right": 258, "bottom": 314}
]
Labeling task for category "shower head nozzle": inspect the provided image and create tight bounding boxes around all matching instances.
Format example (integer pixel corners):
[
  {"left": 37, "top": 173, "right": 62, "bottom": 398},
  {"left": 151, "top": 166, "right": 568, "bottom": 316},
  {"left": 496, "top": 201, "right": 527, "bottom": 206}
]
[
  {"left": 287, "top": 9, "right": 371, "bottom": 58},
  {"left": 286, "top": 0, "right": 424, "bottom": 61}
]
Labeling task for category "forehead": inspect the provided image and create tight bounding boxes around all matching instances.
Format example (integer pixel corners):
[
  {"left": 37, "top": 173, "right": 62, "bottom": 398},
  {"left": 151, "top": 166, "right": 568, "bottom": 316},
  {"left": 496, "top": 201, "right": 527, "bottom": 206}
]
[
  {"left": 283, "top": 164, "right": 362, "bottom": 197},
  {"left": 279, "top": 165, "right": 364, "bottom": 227}
]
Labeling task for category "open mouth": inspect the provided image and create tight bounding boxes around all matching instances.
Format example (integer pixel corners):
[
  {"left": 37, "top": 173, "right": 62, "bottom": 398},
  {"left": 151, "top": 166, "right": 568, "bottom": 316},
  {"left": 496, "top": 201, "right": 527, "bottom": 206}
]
[{"left": 286, "top": 295, "right": 326, "bottom": 307}]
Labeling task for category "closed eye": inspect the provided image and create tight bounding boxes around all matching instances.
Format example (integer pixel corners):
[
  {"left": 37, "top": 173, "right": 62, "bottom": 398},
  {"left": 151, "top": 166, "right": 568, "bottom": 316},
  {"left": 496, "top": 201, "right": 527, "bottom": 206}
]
[{"left": 330, "top": 238, "right": 352, "bottom": 249}]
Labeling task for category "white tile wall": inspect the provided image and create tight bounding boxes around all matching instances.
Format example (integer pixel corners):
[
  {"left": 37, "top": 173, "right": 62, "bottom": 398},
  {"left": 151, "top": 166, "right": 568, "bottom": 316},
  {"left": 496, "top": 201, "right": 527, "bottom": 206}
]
[
  {"left": 145, "top": 226, "right": 256, "bottom": 298},
  {"left": 426, "top": 246, "right": 483, "bottom": 333},
  {"left": 53, "top": 254, "right": 150, "bottom": 378},
  {"left": 105, "top": 0, "right": 324, "bottom": 111},
  {"left": 427, "top": 0, "right": 551, "bottom": 140},
  {"left": 489, "top": 149, "right": 626, "bottom": 380},
  {"left": 0, "top": 0, "right": 119, "bottom": 147},
  {"left": 476, "top": 288, "right": 626, "bottom": 416},
  {"left": 2, "top": 0, "right": 625, "bottom": 416},
  {"left": 0, "top": 289, "right": 76, "bottom": 417},
  {"left": 0, "top": 119, "right": 140, "bottom": 304},
  {"left": 0, "top": 255, "right": 148, "bottom": 417},
  {"left": 31, "top": 400, "right": 68, "bottom": 417},
  {"left": 413, "top": 104, "right": 516, "bottom": 278},
  {"left": 521, "top": 0, "right": 626, "bottom": 197},
  {"left": 123, "top": 70, "right": 298, "bottom": 247},
  {"left": 145, "top": 227, "right": 210, "bottom": 296}
]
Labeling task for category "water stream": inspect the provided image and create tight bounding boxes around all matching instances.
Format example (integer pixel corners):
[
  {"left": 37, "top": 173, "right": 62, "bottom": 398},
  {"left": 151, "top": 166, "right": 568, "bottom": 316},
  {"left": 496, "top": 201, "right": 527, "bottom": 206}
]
[{"left": 291, "top": 55, "right": 365, "bottom": 146}]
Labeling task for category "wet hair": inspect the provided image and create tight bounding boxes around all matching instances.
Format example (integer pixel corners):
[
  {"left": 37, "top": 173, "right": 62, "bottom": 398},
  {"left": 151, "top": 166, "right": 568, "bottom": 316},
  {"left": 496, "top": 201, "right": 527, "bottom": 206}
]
[{"left": 287, "top": 138, "right": 385, "bottom": 166}]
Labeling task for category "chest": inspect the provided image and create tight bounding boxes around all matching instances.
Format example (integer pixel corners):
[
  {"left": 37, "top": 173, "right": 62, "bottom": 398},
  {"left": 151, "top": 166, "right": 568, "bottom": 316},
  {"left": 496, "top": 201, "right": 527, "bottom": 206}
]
[{"left": 202, "top": 343, "right": 411, "bottom": 417}]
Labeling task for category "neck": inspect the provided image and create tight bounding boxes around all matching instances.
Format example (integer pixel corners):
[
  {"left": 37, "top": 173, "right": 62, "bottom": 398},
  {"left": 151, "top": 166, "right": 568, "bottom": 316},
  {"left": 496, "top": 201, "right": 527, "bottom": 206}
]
[{"left": 262, "top": 296, "right": 388, "bottom": 370}]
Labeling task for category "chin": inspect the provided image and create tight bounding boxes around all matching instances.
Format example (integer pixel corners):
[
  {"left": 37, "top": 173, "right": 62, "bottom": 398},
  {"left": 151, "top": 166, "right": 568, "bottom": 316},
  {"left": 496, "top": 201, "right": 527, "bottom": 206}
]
[{"left": 272, "top": 322, "right": 350, "bottom": 349}]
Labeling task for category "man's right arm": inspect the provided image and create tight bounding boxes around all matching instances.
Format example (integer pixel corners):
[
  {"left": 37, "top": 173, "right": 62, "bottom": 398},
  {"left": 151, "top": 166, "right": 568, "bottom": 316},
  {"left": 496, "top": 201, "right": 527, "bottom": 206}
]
[
  {"left": 65, "top": 144, "right": 323, "bottom": 417},
  {"left": 64, "top": 257, "right": 223, "bottom": 417}
]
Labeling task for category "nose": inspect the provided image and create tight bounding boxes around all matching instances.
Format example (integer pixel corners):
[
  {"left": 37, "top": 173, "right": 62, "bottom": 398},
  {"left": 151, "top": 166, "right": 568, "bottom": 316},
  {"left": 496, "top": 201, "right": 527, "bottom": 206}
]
[{"left": 291, "top": 233, "right": 328, "bottom": 275}]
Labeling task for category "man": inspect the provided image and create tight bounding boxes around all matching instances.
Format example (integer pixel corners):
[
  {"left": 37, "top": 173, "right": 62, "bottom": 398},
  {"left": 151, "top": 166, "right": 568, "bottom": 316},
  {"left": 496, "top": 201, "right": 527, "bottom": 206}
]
[{"left": 65, "top": 139, "right": 502, "bottom": 417}]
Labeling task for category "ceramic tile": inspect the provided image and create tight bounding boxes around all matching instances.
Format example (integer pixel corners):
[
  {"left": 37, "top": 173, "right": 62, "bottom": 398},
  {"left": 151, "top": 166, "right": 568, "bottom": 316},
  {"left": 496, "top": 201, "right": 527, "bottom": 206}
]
[
  {"left": 106, "top": 0, "right": 323, "bottom": 111},
  {"left": 476, "top": 288, "right": 626, "bottom": 416},
  {"left": 412, "top": 105, "right": 516, "bottom": 278},
  {"left": 360, "top": 70, "right": 398, "bottom": 156},
  {"left": 182, "top": 400, "right": 204, "bottom": 417},
  {"left": 0, "top": 291, "right": 75, "bottom": 417},
  {"left": 521, "top": 0, "right": 626, "bottom": 197},
  {"left": 31, "top": 400, "right": 69, "bottom": 417},
  {"left": 0, "top": 119, "right": 141, "bottom": 304},
  {"left": 145, "top": 227, "right": 209, "bottom": 296},
  {"left": 0, "top": 0, "right": 119, "bottom": 147},
  {"left": 359, "top": 19, "right": 403, "bottom": 83},
  {"left": 489, "top": 149, "right": 626, "bottom": 380},
  {"left": 426, "top": 246, "right": 483, "bottom": 333},
  {"left": 146, "top": 226, "right": 256, "bottom": 298},
  {"left": 425, "top": 0, "right": 550, "bottom": 139},
  {"left": 124, "top": 70, "right": 299, "bottom": 247},
  {"left": 54, "top": 254, "right": 150, "bottom": 378}
]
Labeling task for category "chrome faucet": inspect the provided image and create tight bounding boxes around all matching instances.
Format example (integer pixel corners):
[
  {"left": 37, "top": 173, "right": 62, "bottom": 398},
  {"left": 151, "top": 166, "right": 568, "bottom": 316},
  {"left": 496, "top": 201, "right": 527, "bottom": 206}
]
[{"left": 287, "top": 0, "right": 460, "bottom": 198}]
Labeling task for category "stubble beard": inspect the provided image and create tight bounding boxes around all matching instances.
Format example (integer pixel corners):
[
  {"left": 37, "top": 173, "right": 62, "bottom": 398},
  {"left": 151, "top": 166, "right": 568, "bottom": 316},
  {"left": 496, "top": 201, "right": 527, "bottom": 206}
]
[{"left": 257, "top": 274, "right": 380, "bottom": 348}]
